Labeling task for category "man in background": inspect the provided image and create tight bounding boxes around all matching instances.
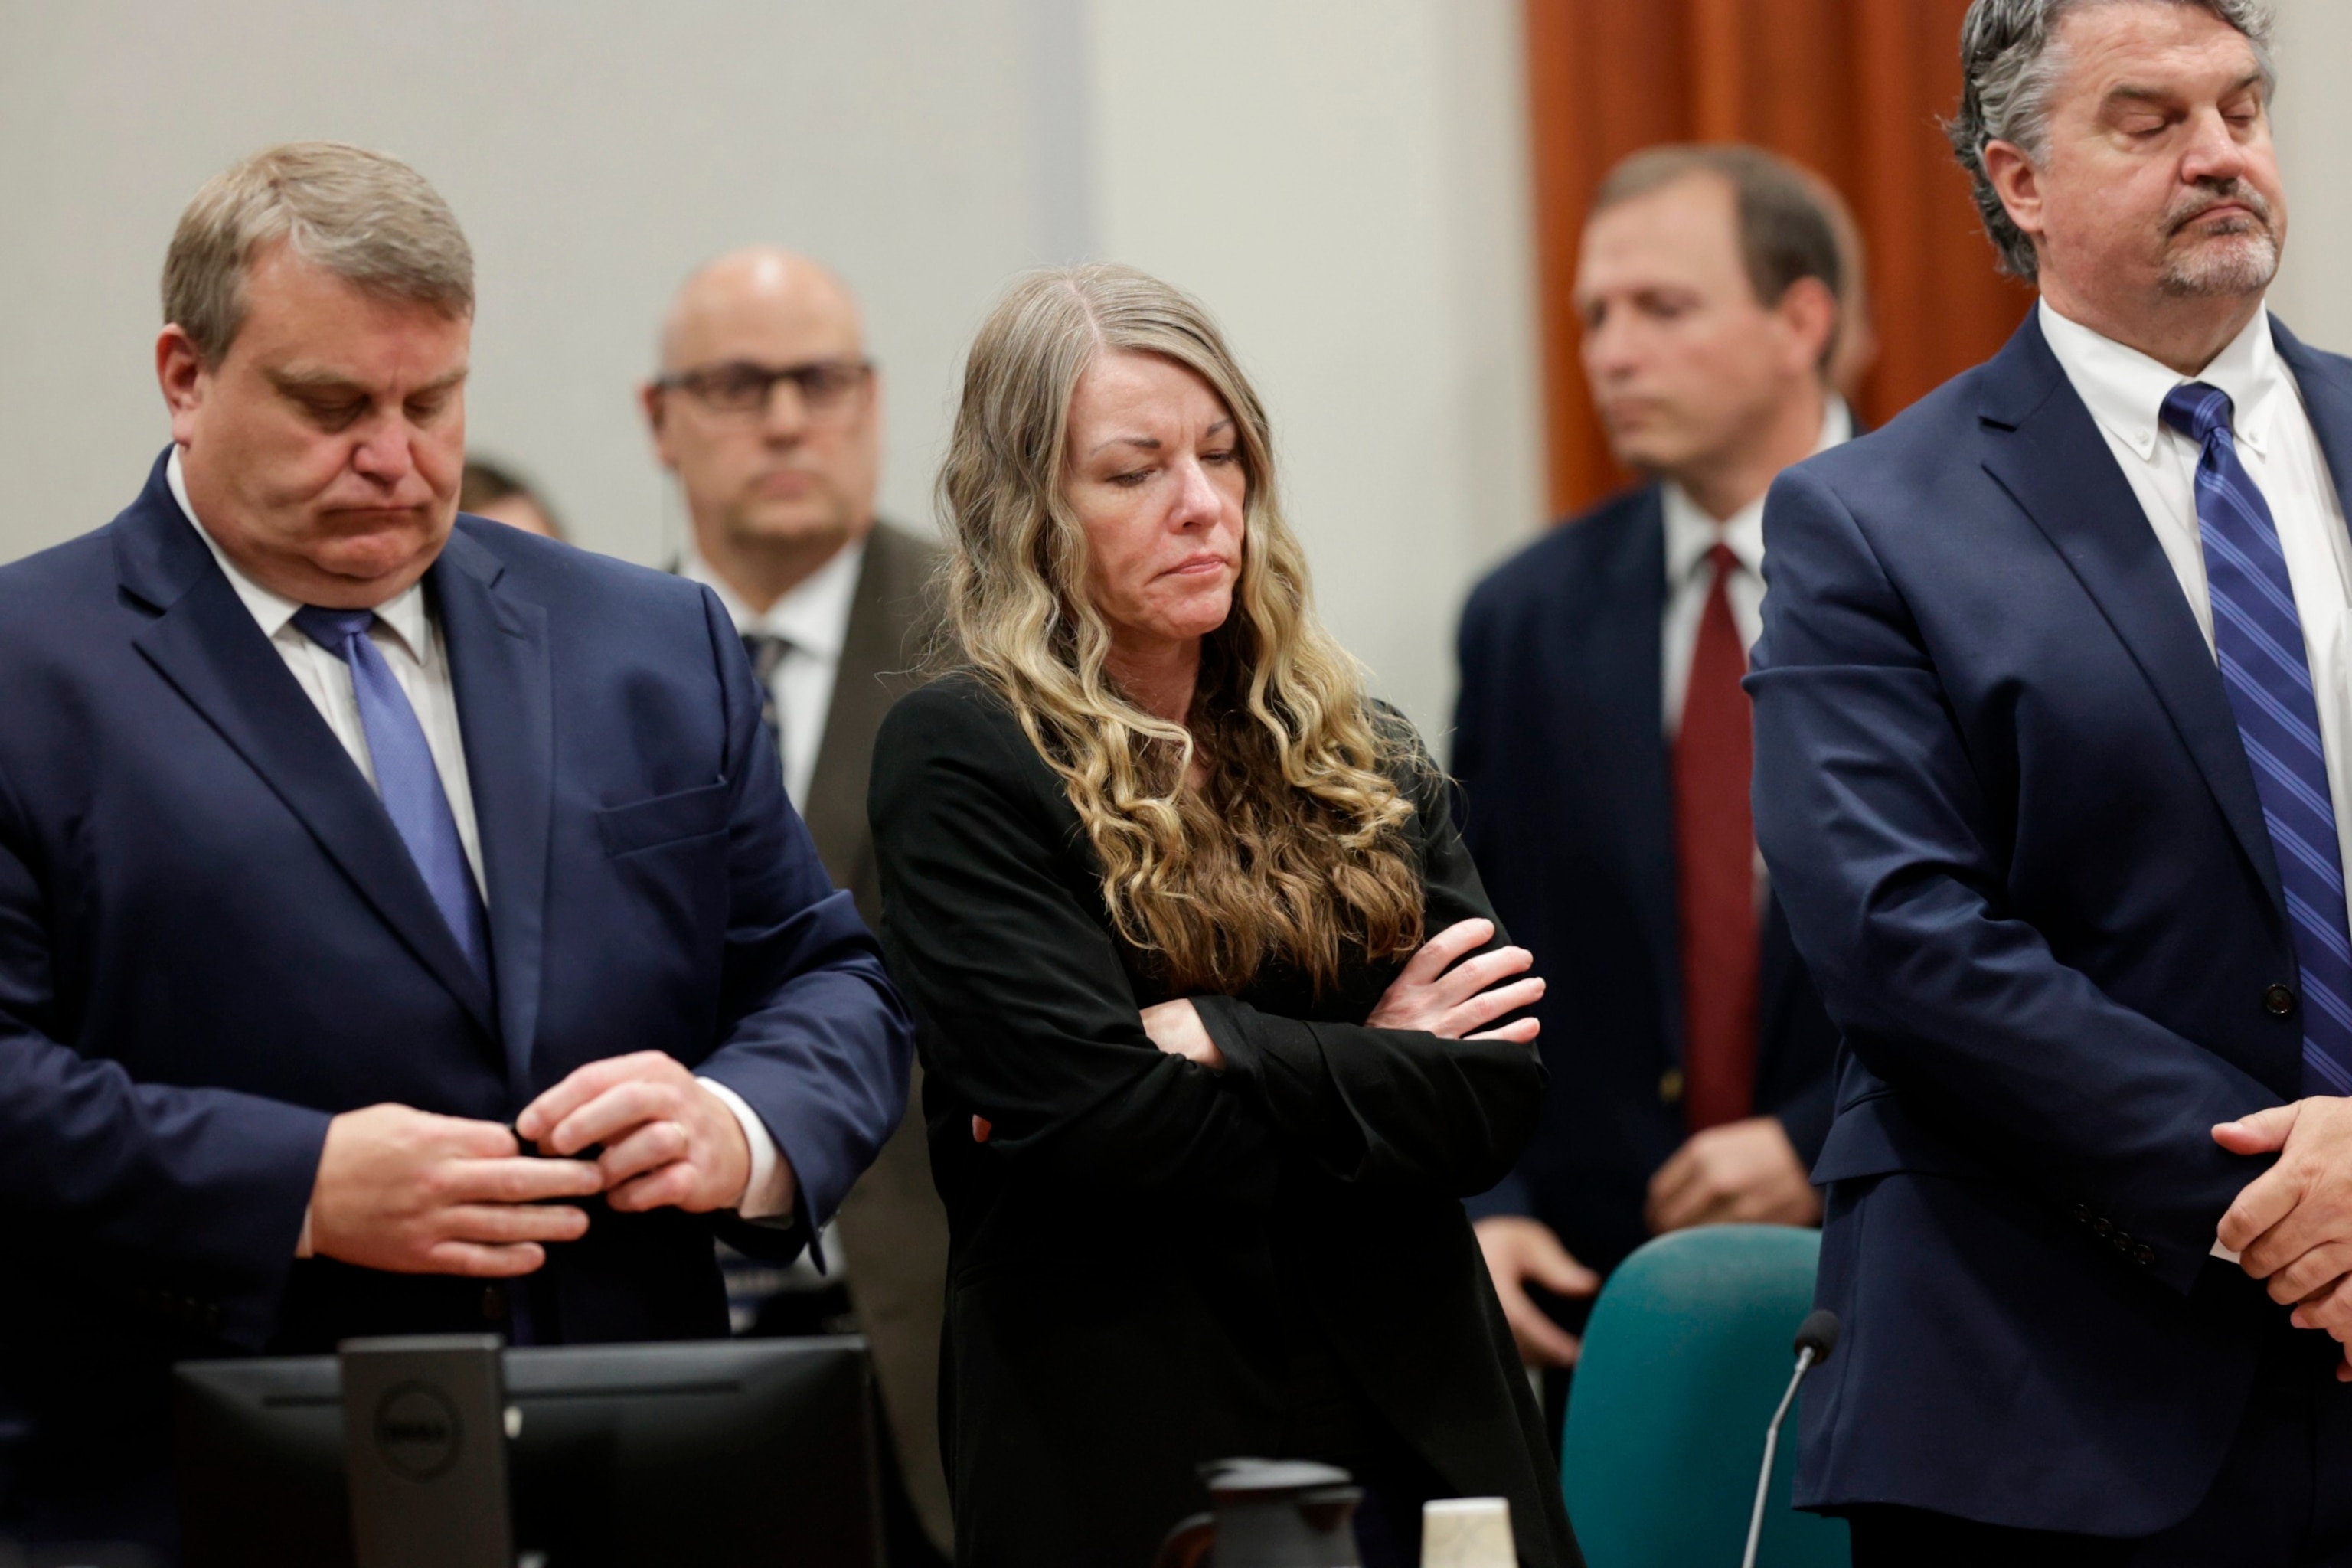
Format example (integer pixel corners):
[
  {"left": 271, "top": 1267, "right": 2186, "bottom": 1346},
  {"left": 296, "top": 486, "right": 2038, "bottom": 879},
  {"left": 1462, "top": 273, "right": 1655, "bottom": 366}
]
[
  {"left": 642, "top": 247, "right": 950, "bottom": 1563},
  {"left": 1454, "top": 144, "right": 1854, "bottom": 1406},
  {"left": 460, "top": 457, "right": 565, "bottom": 540}
]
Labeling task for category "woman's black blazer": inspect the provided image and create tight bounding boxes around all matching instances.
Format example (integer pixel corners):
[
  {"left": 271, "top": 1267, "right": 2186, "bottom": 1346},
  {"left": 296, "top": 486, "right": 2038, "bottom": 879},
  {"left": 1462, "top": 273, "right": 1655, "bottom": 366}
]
[{"left": 868, "top": 672, "right": 1579, "bottom": 1568}]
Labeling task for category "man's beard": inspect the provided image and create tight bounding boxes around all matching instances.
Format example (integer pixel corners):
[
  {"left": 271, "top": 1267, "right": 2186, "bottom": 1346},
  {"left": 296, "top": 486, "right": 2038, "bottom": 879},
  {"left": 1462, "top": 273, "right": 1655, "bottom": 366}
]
[{"left": 2158, "top": 178, "right": 2282, "bottom": 298}]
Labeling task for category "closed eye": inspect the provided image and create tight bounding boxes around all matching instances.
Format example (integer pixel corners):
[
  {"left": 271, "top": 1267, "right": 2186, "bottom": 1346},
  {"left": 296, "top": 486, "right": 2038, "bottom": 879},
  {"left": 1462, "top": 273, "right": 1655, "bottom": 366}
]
[{"left": 298, "top": 396, "right": 367, "bottom": 429}]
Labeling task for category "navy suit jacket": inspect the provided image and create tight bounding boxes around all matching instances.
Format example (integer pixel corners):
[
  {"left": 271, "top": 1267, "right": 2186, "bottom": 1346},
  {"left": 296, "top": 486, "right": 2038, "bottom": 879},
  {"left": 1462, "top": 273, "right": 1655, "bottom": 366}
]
[
  {"left": 0, "top": 452, "right": 911, "bottom": 1530},
  {"left": 1749, "top": 313, "right": 2352, "bottom": 1534},
  {"left": 1454, "top": 488, "right": 1838, "bottom": 1279}
]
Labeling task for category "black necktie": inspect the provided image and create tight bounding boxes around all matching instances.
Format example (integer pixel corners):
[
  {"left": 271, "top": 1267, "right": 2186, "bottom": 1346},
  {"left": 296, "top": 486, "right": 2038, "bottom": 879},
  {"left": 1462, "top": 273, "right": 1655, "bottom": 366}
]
[{"left": 742, "top": 632, "right": 790, "bottom": 780}]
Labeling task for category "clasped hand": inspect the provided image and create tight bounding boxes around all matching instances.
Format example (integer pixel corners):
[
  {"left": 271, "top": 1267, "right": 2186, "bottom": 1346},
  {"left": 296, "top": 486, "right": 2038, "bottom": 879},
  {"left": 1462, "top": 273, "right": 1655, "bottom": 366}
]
[
  {"left": 2215, "top": 1096, "right": 2352, "bottom": 1377},
  {"left": 971, "top": 917, "right": 1543, "bottom": 1145},
  {"left": 1136, "top": 916, "right": 1540, "bottom": 1072},
  {"left": 1366, "top": 917, "right": 1544, "bottom": 1042},
  {"left": 310, "top": 1051, "right": 756, "bottom": 1279}
]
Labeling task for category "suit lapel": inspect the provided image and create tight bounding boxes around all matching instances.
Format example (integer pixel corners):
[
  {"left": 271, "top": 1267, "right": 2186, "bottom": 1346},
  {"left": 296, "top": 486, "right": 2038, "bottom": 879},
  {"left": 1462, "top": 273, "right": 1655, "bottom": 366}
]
[
  {"left": 2275, "top": 318, "right": 2352, "bottom": 534},
  {"left": 1977, "top": 313, "right": 2286, "bottom": 925},
  {"left": 119, "top": 465, "right": 499, "bottom": 1037},
  {"left": 433, "top": 528, "right": 553, "bottom": 1094},
  {"left": 1581, "top": 495, "right": 1685, "bottom": 1052},
  {"left": 804, "top": 525, "right": 933, "bottom": 887}
]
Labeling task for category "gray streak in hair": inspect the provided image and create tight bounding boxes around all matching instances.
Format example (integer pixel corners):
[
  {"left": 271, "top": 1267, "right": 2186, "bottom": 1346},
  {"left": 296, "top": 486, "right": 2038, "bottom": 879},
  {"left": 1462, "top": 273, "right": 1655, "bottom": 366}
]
[{"left": 1949, "top": 0, "right": 2276, "bottom": 279}]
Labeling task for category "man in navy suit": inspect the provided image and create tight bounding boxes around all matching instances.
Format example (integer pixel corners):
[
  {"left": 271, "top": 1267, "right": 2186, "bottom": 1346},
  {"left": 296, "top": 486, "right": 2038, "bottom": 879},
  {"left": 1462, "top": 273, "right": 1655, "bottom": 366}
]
[
  {"left": 1753, "top": 2, "right": 2352, "bottom": 1560},
  {"left": 1454, "top": 145, "right": 1856, "bottom": 1387},
  {"left": 0, "top": 142, "right": 911, "bottom": 1552}
]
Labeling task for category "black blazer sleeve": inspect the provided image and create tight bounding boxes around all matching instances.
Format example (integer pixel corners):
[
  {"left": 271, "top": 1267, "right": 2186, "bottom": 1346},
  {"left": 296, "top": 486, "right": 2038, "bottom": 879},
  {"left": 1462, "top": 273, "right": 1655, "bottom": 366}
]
[
  {"left": 867, "top": 679, "right": 1543, "bottom": 1204},
  {"left": 1188, "top": 727, "right": 1545, "bottom": 1197},
  {"left": 872, "top": 681, "right": 1279, "bottom": 1207}
]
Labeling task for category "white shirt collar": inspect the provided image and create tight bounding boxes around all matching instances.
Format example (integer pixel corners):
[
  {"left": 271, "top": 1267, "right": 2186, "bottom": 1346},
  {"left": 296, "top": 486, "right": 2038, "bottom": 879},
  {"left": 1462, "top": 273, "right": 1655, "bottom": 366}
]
[
  {"left": 1662, "top": 394, "right": 1853, "bottom": 587},
  {"left": 165, "top": 445, "right": 433, "bottom": 660},
  {"left": 2037, "top": 297, "right": 2283, "bottom": 462},
  {"left": 680, "top": 533, "right": 867, "bottom": 662}
]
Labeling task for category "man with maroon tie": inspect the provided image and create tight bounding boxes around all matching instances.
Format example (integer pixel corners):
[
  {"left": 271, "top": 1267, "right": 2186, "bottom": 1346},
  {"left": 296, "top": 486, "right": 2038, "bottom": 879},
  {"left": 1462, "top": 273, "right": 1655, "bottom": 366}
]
[{"left": 1452, "top": 143, "right": 1858, "bottom": 1400}]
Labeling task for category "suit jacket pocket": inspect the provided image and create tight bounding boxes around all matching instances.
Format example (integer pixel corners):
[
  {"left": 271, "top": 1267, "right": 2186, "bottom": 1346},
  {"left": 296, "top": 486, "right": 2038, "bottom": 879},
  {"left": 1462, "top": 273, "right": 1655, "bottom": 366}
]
[
  {"left": 596, "top": 779, "right": 731, "bottom": 857},
  {"left": 1811, "top": 1089, "right": 2001, "bottom": 1185}
]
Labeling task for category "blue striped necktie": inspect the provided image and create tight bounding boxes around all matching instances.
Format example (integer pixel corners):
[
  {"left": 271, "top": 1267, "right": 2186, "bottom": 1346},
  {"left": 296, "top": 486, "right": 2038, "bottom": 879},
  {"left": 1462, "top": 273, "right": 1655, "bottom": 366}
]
[
  {"left": 292, "top": 606, "right": 491, "bottom": 981},
  {"left": 2163, "top": 381, "right": 2352, "bottom": 1093}
]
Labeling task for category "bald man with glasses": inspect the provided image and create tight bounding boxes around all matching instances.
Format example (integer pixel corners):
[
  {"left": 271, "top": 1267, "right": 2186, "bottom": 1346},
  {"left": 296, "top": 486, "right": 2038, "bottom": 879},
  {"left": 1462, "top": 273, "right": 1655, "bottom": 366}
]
[{"left": 640, "top": 247, "right": 950, "bottom": 1564}]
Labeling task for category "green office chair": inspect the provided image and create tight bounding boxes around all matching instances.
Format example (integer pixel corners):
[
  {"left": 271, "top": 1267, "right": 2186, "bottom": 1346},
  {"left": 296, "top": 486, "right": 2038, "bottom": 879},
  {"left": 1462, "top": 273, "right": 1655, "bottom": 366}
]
[{"left": 1559, "top": 1224, "right": 1850, "bottom": 1568}]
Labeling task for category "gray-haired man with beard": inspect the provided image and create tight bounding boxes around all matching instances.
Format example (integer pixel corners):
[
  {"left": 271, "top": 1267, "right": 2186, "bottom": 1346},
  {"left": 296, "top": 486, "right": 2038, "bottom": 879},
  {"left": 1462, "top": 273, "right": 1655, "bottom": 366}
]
[{"left": 1749, "top": 0, "right": 2352, "bottom": 1562}]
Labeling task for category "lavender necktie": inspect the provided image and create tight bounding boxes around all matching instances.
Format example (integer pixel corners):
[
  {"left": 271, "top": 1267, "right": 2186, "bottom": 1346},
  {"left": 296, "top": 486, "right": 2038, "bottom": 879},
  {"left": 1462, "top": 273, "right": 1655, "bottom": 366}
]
[{"left": 292, "top": 606, "right": 490, "bottom": 979}]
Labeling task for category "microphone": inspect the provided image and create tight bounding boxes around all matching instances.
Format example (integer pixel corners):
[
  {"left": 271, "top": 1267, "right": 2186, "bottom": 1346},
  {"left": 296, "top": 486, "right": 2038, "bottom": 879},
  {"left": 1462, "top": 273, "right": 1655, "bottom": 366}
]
[{"left": 1740, "top": 1309, "right": 1840, "bottom": 1568}]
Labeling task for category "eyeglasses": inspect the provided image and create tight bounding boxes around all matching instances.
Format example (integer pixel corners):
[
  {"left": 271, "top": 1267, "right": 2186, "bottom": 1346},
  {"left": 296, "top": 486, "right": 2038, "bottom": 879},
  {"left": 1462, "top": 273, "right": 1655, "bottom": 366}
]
[{"left": 655, "top": 358, "right": 874, "bottom": 420}]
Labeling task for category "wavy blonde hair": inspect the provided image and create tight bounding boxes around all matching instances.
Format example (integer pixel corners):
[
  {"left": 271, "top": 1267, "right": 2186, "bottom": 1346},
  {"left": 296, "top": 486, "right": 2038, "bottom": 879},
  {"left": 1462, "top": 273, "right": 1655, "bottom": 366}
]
[{"left": 935, "top": 264, "right": 1424, "bottom": 994}]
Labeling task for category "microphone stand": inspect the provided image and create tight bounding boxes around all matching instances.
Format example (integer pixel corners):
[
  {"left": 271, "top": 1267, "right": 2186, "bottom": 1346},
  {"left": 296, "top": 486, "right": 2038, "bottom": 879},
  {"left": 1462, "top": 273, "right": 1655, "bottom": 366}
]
[
  {"left": 1742, "top": 1308, "right": 1838, "bottom": 1568},
  {"left": 1740, "top": 1344, "right": 1818, "bottom": 1568}
]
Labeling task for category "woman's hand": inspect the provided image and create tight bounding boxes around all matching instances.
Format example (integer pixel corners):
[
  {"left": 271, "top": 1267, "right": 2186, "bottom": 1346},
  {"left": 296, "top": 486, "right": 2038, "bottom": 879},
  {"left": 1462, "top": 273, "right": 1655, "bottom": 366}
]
[
  {"left": 1367, "top": 918, "right": 1543, "bottom": 1043},
  {"left": 1142, "top": 998, "right": 1227, "bottom": 1071}
]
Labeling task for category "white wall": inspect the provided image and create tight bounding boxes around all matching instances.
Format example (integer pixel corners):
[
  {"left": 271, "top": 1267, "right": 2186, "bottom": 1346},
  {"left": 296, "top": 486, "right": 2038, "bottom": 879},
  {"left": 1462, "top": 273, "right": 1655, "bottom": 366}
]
[
  {"left": 0, "top": 0, "right": 1055, "bottom": 567},
  {"left": 21, "top": 3, "right": 2352, "bottom": 751},
  {"left": 1090, "top": 0, "right": 1543, "bottom": 741},
  {"left": 0, "top": 0, "right": 1542, "bottom": 744}
]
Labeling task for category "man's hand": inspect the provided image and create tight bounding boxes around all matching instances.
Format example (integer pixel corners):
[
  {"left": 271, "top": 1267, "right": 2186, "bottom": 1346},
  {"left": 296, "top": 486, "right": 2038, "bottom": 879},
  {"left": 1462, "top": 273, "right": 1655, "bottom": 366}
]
[
  {"left": 1645, "top": 1116, "right": 1822, "bottom": 1234},
  {"left": 1474, "top": 1216, "right": 1598, "bottom": 1368},
  {"left": 310, "top": 1103, "right": 604, "bottom": 1276},
  {"left": 1142, "top": 998, "right": 1226, "bottom": 1071},
  {"left": 2215, "top": 1099, "right": 2352, "bottom": 1368},
  {"left": 518, "top": 1051, "right": 758, "bottom": 1215}
]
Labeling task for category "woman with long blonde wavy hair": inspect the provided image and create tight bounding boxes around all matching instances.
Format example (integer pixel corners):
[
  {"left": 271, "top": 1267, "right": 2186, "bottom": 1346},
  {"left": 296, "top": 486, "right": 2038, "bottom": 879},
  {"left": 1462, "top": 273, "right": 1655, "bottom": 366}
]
[{"left": 867, "top": 265, "right": 1579, "bottom": 1568}]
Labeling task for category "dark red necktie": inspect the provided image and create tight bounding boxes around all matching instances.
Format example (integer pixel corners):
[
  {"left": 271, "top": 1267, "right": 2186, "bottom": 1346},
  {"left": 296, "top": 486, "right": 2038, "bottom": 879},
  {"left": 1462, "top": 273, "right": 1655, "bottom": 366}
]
[{"left": 1674, "top": 542, "right": 1759, "bottom": 1131}]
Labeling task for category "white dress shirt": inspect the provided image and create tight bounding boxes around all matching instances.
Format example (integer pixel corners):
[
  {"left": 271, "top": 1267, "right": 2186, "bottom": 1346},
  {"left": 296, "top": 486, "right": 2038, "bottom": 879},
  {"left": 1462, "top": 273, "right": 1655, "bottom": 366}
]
[
  {"left": 681, "top": 537, "right": 867, "bottom": 808},
  {"left": 171, "top": 449, "right": 488, "bottom": 897},
  {"left": 1661, "top": 396, "right": 1854, "bottom": 735},
  {"left": 2038, "top": 300, "right": 2352, "bottom": 909},
  {"left": 2037, "top": 302, "right": 2352, "bottom": 1264},
  {"left": 166, "top": 449, "right": 792, "bottom": 1224}
]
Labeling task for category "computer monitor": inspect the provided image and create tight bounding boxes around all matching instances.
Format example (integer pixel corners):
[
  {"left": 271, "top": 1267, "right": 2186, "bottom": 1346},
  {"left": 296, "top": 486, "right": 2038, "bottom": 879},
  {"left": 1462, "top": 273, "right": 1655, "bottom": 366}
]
[{"left": 173, "top": 1338, "right": 880, "bottom": 1568}]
